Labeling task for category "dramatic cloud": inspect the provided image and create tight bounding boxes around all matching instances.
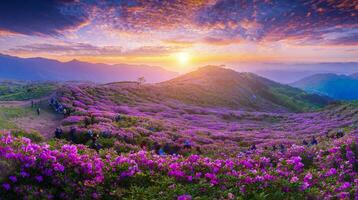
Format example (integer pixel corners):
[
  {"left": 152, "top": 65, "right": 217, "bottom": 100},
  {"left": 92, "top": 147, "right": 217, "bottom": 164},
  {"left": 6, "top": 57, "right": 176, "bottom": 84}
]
[
  {"left": 1, "top": 0, "right": 357, "bottom": 44},
  {"left": 0, "top": 0, "right": 90, "bottom": 36},
  {"left": 90, "top": 0, "right": 214, "bottom": 32},
  {"left": 195, "top": 0, "right": 358, "bottom": 44},
  {"left": 0, "top": 0, "right": 357, "bottom": 67},
  {"left": 7, "top": 42, "right": 181, "bottom": 57}
]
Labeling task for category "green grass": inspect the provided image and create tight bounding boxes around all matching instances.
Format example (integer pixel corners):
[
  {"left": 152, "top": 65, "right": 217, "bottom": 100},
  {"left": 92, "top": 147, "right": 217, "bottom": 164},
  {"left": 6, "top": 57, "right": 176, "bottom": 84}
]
[
  {"left": 0, "top": 107, "right": 31, "bottom": 129},
  {"left": 268, "top": 86, "right": 330, "bottom": 112},
  {"left": 0, "top": 84, "right": 56, "bottom": 101}
]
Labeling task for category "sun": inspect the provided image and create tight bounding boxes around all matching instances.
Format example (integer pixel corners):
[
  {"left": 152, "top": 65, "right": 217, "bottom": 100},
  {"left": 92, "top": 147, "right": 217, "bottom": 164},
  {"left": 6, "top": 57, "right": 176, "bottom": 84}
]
[{"left": 176, "top": 52, "right": 190, "bottom": 65}]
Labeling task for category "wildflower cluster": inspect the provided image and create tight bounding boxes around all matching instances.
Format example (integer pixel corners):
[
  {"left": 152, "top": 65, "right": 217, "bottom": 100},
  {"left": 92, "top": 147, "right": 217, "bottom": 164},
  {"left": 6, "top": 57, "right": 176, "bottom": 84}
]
[{"left": 0, "top": 133, "right": 356, "bottom": 199}]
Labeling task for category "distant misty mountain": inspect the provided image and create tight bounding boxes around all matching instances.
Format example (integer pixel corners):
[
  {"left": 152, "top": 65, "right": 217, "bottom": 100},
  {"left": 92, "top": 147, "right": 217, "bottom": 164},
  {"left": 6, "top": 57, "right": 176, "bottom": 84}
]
[
  {"left": 0, "top": 54, "right": 178, "bottom": 83},
  {"left": 351, "top": 73, "right": 358, "bottom": 78},
  {"left": 233, "top": 62, "right": 358, "bottom": 83},
  {"left": 291, "top": 73, "right": 358, "bottom": 100}
]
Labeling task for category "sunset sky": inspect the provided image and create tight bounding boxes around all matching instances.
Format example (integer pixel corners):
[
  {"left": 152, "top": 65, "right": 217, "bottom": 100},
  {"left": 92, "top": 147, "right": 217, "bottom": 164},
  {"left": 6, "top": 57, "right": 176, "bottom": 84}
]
[{"left": 0, "top": 0, "right": 357, "bottom": 72}]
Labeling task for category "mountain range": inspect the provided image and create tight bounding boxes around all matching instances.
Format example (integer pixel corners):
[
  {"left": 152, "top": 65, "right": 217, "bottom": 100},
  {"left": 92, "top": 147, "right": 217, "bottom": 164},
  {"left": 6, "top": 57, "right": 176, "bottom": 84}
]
[
  {"left": 0, "top": 54, "right": 178, "bottom": 83},
  {"left": 291, "top": 73, "right": 358, "bottom": 100},
  {"left": 154, "top": 66, "right": 331, "bottom": 112}
]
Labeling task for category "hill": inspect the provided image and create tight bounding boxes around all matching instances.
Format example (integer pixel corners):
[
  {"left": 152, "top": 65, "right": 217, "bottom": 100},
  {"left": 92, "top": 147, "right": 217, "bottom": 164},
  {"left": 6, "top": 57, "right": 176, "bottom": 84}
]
[
  {"left": 291, "top": 73, "right": 358, "bottom": 100},
  {"left": 0, "top": 54, "right": 178, "bottom": 83},
  {"left": 351, "top": 72, "right": 358, "bottom": 78},
  {"left": 0, "top": 69, "right": 356, "bottom": 199},
  {"left": 157, "top": 66, "right": 331, "bottom": 112}
]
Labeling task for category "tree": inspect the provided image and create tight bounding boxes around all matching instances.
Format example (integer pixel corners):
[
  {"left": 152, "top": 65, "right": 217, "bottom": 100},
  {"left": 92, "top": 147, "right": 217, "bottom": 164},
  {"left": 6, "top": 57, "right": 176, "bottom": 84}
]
[{"left": 137, "top": 77, "right": 146, "bottom": 85}]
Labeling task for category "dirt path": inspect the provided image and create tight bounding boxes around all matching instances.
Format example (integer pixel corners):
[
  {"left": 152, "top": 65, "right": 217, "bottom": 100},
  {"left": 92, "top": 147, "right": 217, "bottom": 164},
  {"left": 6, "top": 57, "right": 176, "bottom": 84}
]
[{"left": 0, "top": 95, "right": 63, "bottom": 139}]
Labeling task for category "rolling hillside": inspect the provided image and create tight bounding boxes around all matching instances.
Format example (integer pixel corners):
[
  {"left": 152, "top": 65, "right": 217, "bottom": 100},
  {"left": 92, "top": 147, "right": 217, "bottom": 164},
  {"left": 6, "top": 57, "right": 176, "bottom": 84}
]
[
  {"left": 157, "top": 66, "right": 331, "bottom": 112},
  {"left": 291, "top": 73, "right": 358, "bottom": 100}
]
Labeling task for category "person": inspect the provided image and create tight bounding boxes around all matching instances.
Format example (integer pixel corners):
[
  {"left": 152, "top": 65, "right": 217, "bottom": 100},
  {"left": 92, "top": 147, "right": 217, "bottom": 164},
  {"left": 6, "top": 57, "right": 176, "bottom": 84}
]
[
  {"left": 152, "top": 142, "right": 160, "bottom": 154},
  {"left": 250, "top": 144, "right": 257, "bottom": 151},
  {"left": 336, "top": 129, "right": 344, "bottom": 138},
  {"left": 93, "top": 142, "right": 102, "bottom": 151},
  {"left": 31, "top": 100, "right": 34, "bottom": 108},
  {"left": 69, "top": 126, "right": 77, "bottom": 142},
  {"left": 311, "top": 136, "right": 318, "bottom": 145},
  {"left": 90, "top": 115, "right": 96, "bottom": 124},
  {"left": 140, "top": 140, "right": 148, "bottom": 150},
  {"left": 171, "top": 145, "right": 181, "bottom": 155},
  {"left": 58, "top": 105, "right": 64, "bottom": 113},
  {"left": 50, "top": 97, "right": 55, "bottom": 106},
  {"left": 163, "top": 143, "right": 171, "bottom": 154},
  {"left": 101, "top": 130, "right": 111, "bottom": 138},
  {"left": 55, "top": 127, "right": 62, "bottom": 138},
  {"left": 279, "top": 144, "right": 285, "bottom": 152},
  {"left": 90, "top": 133, "right": 101, "bottom": 151},
  {"left": 184, "top": 139, "right": 192, "bottom": 149},
  {"left": 63, "top": 108, "right": 67, "bottom": 118},
  {"left": 148, "top": 127, "right": 156, "bottom": 132},
  {"left": 158, "top": 147, "right": 165, "bottom": 156},
  {"left": 196, "top": 146, "right": 202, "bottom": 154},
  {"left": 325, "top": 131, "right": 330, "bottom": 138},
  {"left": 87, "top": 130, "right": 94, "bottom": 138},
  {"left": 303, "top": 139, "right": 308, "bottom": 146},
  {"left": 172, "top": 135, "right": 179, "bottom": 142},
  {"left": 36, "top": 107, "right": 41, "bottom": 116},
  {"left": 84, "top": 117, "right": 91, "bottom": 127},
  {"left": 272, "top": 145, "right": 277, "bottom": 151},
  {"left": 115, "top": 114, "right": 122, "bottom": 122}
]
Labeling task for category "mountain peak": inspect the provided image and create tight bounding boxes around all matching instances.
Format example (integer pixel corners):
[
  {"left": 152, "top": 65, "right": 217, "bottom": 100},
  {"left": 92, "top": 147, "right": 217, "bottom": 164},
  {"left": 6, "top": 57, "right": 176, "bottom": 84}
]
[
  {"left": 67, "top": 59, "right": 82, "bottom": 64},
  {"left": 158, "top": 66, "right": 330, "bottom": 112}
]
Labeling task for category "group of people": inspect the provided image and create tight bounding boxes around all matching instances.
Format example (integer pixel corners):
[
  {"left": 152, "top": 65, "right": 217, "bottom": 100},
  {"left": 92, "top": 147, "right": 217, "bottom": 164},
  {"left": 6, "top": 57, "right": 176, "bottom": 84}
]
[
  {"left": 146, "top": 139, "right": 195, "bottom": 156},
  {"left": 250, "top": 143, "right": 286, "bottom": 153},
  {"left": 84, "top": 115, "right": 97, "bottom": 127},
  {"left": 50, "top": 97, "right": 72, "bottom": 118},
  {"left": 30, "top": 100, "right": 41, "bottom": 116},
  {"left": 54, "top": 127, "right": 103, "bottom": 151},
  {"left": 54, "top": 126, "right": 76, "bottom": 142},
  {"left": 334, "top": 129, "right": 345, "bottom": 139},
  {"left": 302, "top": 136, "right": 318, "bottom": 146},
  {"left": 87, "top": 130, "right": 102, "bottom": 151}
]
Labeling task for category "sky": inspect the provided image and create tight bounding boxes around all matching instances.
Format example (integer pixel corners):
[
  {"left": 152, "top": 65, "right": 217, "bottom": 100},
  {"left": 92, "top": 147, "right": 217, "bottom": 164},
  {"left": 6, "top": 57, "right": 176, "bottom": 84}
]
[{"left": 0, "top": 0, "right": 357, "bottom": 72}]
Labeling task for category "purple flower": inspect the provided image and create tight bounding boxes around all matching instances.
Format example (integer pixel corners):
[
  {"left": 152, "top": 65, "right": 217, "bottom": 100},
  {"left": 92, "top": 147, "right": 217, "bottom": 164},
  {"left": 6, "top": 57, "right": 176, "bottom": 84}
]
[
  {"left": 53, "top": 163, "right": 65, "bottom": 172},
  {"left": 2, "top": 183, "right": 10, "bottom": 191},
  {"left": 326, "top": 168, "right": 337, "bottom": 177},
  {"left": 303, "top": 172, "right": 312, "bottom": 182},
  {"left": 290, "top": 176, "right": 299, "bottom": 183},
  {"left": 20, "top": 171, "right": 29, "bottom": 178},
  {"left": 177, "top": 194, "right": 192, "bottom": 200},
  {"left": 35, "top": 175, "right": 43, "bottom": 182},
  {"left": 9, "top": 176, "right": 17, "bottom": 183},
  {"left": 339, "top": 182, "right": 351, "bottom": 190}
]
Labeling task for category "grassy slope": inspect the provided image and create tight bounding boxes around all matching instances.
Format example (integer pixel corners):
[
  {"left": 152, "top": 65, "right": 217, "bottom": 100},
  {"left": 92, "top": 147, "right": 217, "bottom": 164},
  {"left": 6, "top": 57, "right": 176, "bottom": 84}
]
[
  {"left": 0, "top": 83, "right": 56, "bottom": 101},
  {"left": 158, "top": 66, "right": 331, "bottom": 112},
  {"left": 0, "top": 107, "right": 31, "bottom": 129}
]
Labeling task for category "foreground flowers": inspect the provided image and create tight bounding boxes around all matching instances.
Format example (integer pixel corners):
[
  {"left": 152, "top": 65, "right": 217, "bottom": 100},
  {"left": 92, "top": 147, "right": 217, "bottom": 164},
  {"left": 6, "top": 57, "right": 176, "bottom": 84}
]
[{"left": 0, "top": 132, "right": 356, "bottom": 199}]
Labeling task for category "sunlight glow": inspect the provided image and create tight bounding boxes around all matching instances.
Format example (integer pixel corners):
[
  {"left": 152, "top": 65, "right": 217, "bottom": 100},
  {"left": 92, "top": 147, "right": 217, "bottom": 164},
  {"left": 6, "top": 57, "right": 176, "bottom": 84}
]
[{"left": 176, "top": 52, "right": 190, "bottom": 65}]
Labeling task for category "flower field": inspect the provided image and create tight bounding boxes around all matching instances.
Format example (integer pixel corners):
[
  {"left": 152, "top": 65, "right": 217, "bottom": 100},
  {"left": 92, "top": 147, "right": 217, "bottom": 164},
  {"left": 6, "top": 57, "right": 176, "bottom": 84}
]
[
  {"left": 55, "top": 84, "right": 358, "bottom": 156},
  {"left": 0, "top": 132, "right": 356, "bottom": 199},
  {"left": 0, "top": 82, "right": 357, "bottom": 199}
]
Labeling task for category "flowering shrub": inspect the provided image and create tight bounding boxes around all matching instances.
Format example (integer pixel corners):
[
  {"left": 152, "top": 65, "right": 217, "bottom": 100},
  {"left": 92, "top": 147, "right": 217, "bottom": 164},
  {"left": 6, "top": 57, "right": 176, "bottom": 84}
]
[
  {"left": 0, "top": 132, "right": 356, "bottom": 199},
  {"left": 52, "top": 84, "right": 358, "bottom": 157},
  {"left": 1, "top": 84, "right": 355, "bottom": 199}
]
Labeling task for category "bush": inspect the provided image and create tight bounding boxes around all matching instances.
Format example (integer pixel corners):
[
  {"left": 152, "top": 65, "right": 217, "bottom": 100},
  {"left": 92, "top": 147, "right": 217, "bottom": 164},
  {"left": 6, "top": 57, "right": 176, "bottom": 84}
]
[{"left": 10, "top": 130, "right": 44, "bottom": 143}]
